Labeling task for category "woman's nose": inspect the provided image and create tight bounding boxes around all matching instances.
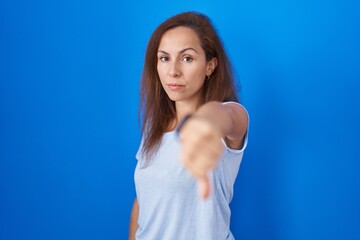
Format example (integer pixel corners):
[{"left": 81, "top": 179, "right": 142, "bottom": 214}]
[{"left": 168, "top": 61, "right": 181, "bottom": 78}]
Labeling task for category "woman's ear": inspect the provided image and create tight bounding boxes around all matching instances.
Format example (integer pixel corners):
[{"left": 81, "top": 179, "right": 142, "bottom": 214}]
[{"left": 207, "top": 57, "right": 218, "bottom": 76}]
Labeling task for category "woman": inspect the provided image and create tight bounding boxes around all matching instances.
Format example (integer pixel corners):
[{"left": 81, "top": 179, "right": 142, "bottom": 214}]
[{"left": 129, "top": 11, "right": 249, "bottom": 240}]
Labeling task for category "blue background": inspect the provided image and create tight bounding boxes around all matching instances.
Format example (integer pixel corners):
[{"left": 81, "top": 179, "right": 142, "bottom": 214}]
[{"left": 1, "top": 0, "right": 359, "bottom": 239}]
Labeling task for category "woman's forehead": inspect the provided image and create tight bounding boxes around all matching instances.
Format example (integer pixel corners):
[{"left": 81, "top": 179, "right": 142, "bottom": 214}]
[{"left": 158, "top": 27, "right": 203, "bottom": 53}]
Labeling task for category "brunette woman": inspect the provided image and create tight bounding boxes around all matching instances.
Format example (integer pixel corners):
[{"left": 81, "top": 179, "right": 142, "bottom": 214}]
[{"left": 129, "top": 11, "right": 249, "bottom": 240}]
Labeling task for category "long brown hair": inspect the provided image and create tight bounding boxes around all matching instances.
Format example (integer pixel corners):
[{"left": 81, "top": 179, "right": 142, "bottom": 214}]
[{"left": 139, "top": 11, "right": 239, "bottom": 162}]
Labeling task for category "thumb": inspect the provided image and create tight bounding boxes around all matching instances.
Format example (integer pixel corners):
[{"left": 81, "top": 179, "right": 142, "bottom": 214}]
[{"left": 198, "top": 177, "right": 211, "bottom": 199}]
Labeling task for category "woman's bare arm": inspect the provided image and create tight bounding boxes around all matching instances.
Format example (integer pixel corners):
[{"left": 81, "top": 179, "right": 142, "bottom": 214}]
[
  {"left": 191, "top": 101, "right": 248, "bottom": 147},
  {"left": 128, "top": 198, "right": 139, "bottom": 240},
  {"left": 178, "top": 101, "right": 248, "bottom": 199}
]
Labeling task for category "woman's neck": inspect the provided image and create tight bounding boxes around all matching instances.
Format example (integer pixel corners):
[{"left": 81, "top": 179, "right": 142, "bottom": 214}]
[{"left": 175, "top": 101, "right": 199, "bottom": 121}]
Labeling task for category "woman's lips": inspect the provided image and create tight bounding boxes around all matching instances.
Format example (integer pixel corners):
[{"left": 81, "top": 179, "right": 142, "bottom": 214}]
[{"left": 167, "top": 83, "right": 185, "bottom": 90}]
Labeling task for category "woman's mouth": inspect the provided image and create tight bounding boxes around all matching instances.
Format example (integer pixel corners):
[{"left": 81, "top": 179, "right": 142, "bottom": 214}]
[{"left": 167, "top": 83, "right": 185, "bottom": 90}]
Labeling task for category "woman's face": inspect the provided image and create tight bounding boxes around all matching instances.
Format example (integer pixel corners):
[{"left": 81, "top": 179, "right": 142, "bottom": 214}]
[{"left": 157, "top": 26, "right": 216, "bottom": 107}]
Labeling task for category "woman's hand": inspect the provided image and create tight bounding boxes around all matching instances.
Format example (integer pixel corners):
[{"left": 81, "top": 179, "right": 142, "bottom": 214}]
[{"left": 178, "top": 116, "right": 224, "bottom": 199}]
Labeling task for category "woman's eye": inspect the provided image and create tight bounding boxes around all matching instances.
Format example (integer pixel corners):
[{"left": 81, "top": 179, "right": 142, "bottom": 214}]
[
  {"left": 182, "top": 56, "right": 193, "bottom": 62},
  {"left": 159, "top": 56, "right": 169, "bottom": 62}
]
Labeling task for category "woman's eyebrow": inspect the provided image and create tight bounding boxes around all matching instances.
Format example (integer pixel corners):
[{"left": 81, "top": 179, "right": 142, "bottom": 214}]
[
  {"left": 157, "top": 50, "right": 169, "bottom": 55},
  {"left": 157, "top": 48, "right": 199, "bottom": 55},
  {"left": 179, "top": 48, "right": 198, "bottom": 54}
]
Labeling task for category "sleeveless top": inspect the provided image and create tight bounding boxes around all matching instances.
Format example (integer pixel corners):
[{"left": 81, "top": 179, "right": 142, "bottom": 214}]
[{"left": 134, "top": 104, "right": 248, "bottom": 240}]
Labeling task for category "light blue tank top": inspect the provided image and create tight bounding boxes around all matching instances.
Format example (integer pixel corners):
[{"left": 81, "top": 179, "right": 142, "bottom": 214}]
[{"left": 134, "top": 105, "right": 248, "bottom": 240}]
